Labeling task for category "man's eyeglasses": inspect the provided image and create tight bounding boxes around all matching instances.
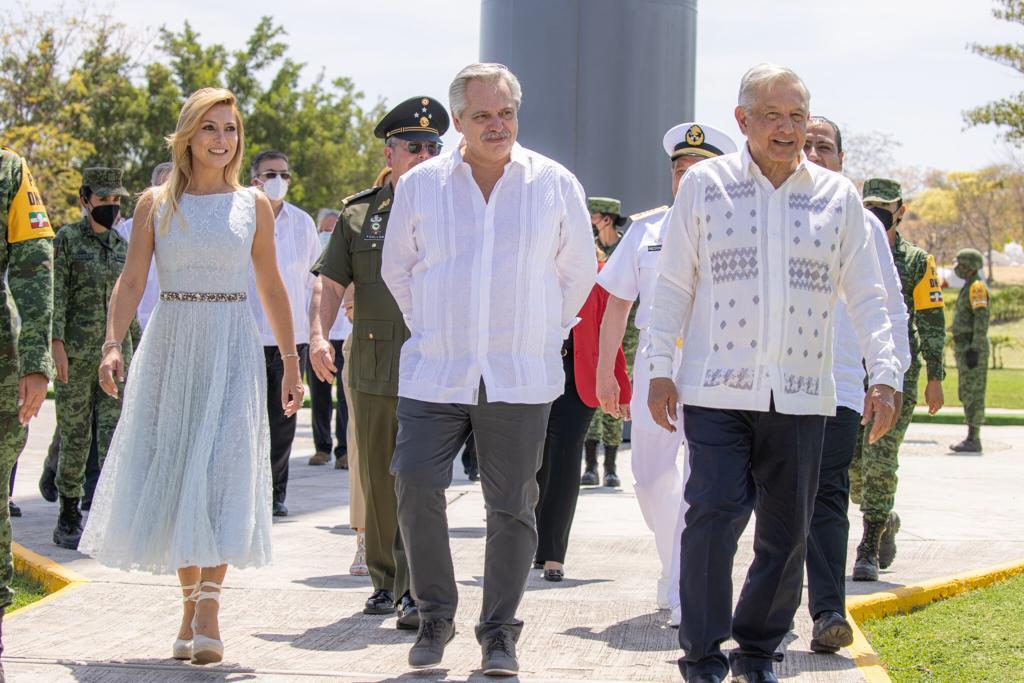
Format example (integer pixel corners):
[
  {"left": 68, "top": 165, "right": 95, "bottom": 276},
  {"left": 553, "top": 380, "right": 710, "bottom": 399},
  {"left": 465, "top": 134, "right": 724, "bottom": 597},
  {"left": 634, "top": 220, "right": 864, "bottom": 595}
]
[
  {"left": 257, "top": 171, "right": 292, "bottom": 181},
  {"left": 396, "top": 141, "right": 443, "bottom": 156}
]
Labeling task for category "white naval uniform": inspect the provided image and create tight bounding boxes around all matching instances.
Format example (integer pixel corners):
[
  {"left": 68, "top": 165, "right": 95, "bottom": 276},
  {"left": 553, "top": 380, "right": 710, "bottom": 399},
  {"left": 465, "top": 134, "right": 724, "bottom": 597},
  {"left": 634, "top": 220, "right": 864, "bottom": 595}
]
[{"left": 597, "top": 205, "right": 687, "bottom": 611}]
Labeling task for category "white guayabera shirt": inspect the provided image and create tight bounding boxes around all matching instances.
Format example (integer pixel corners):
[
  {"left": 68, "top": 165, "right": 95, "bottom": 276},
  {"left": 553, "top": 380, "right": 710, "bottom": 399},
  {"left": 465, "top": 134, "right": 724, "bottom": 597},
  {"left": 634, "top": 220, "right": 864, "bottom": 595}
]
[
  {"left": 382, "top": 142, "right": 597, "bottom": 405},
  {"left": 832, "top": 212, "right": 911, "bottom": 413},
  {"left": 648, "top": 146, "right": 899, "bottom": 416},
  {"left": 247, "top": 201, "right": 321, "bottom": 346}
]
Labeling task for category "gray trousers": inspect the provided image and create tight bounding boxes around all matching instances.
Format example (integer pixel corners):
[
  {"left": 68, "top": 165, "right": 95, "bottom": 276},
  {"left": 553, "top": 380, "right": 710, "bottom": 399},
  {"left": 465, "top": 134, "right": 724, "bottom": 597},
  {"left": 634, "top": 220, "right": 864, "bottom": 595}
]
[{"left": 391, "top": 383, "right": 551, "bottom": 642}]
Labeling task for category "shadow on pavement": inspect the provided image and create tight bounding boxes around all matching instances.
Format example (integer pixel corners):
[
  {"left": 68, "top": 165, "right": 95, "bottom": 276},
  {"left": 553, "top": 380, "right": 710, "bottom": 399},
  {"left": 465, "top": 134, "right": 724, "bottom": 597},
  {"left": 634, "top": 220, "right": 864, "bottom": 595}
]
[
  {"left": 560, "top": 612, "right": 679, "bottom": 652},
  {"left": 253, "top": 611, "right": 417, "bottom": 653}
]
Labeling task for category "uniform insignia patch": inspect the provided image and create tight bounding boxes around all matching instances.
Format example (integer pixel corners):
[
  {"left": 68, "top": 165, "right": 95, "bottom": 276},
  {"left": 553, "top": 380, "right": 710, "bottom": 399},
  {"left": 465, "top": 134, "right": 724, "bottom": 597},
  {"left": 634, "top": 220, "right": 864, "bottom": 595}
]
[
  {"left": 647, "top": 244, "right": 662, "bottom": 252},
  {"left": 912, "top": 254, "right": 944, "bottom": 311},
  {"left": 8, "top": 158, "right": 54, "bottom": 242},
  {"left": 341, "top": 187, "right": 378, "bottom": 206},
  {"left": 969, "top": 280, "right": 989, "bottom": 309},
  {"left": 630, "top": 205, "right": 669, "bottom": 221},
  {"left": 686, "top": 125, "right": 705, "bottom": 146},
  {"left": 378, "top": 197, "right": 391, "bottom": 210}
]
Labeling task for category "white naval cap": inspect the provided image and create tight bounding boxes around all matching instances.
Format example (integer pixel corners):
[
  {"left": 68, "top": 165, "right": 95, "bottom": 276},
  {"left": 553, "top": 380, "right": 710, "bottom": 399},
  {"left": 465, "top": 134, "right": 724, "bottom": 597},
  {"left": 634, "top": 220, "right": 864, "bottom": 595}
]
[{"left": 662, "top": 122, "right": 737, "bottom": 160}]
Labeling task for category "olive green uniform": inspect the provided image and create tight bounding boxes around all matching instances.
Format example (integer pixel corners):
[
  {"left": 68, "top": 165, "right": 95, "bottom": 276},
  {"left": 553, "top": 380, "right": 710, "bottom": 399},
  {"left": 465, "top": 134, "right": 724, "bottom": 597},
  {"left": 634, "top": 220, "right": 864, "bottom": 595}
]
[
  {"left": 850, "top": 232, "right": 946, "bottom": 522},
  {"left": 0, "top": 147, "right": 55, "bottom": 609},
  {"left": 52, "top": 219, "right": 133, "bottom": 498},
  {"left": 952, "top": 274, "right": 989, "bottom": 429},
  {"left": 312, "top": 182, "right": 409, "bottom": 601}
]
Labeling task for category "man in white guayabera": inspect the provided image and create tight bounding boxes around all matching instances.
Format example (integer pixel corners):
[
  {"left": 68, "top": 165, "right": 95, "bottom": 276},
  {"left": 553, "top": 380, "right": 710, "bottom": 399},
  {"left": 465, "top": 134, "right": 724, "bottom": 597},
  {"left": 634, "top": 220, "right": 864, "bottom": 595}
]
[
  {"left": 381, "top": 63, "right": 596, "bottom": 677},
  {"left": 645, "top": 64, "right": 899, "bottom": 683}
]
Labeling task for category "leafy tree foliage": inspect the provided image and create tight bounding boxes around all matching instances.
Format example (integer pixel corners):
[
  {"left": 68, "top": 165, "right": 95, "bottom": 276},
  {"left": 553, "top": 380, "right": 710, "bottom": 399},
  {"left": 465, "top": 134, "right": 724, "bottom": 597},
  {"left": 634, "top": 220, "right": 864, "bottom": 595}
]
[{"left": 1, "top": 5, "right": 385, "bottom": 224}]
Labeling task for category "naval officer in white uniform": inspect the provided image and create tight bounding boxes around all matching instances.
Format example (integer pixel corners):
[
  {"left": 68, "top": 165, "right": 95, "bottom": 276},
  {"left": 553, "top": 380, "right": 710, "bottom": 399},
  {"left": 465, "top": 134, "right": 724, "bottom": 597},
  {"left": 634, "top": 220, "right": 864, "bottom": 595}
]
[{"left": 595, "top": 122, "right": 737, "bottom": 625}]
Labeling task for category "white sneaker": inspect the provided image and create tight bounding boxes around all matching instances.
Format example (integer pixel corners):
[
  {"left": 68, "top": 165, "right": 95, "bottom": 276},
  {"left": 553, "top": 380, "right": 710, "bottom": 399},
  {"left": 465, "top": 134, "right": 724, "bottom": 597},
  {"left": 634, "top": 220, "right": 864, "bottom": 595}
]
[
  {"left": 669, "top": 605, "right": 681, "bottom": 628},
  {"left": 656, "top": 577, "right": 671, "bottom": 610}
]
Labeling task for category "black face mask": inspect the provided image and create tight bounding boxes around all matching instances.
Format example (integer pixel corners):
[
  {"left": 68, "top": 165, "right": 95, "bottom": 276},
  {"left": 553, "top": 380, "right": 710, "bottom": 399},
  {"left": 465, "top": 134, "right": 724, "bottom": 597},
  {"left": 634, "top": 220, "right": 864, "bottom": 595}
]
[
  {"left": 89, "top": 203, "right": 119, "bottom": 229},
  {"left": 867, "top": 206, "right": 895, "bottom": 231}
]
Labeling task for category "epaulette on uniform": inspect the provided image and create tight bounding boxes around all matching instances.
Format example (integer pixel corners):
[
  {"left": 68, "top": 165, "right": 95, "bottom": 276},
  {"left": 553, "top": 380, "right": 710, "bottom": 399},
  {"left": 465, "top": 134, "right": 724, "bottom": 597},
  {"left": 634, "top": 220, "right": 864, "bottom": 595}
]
[
  {"left": 341, "top": 186, "right": 380, "bottom": 207},
  {"left": 630, "top": 205, "right": 669, "bottom": 222}
]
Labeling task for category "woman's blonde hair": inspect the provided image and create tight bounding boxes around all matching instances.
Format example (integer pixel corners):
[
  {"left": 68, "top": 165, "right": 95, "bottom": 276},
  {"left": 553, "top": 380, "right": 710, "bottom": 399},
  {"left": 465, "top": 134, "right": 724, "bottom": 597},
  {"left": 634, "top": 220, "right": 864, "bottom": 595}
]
[{"left": 154, "top": 87, "right": 245, "bottom": 234}]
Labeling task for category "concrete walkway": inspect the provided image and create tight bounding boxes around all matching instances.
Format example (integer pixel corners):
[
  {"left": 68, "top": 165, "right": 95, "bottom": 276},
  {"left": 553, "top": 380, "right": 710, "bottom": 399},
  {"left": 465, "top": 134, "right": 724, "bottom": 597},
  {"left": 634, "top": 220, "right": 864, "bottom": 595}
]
[{"left": 6, "top": 403, "right": 1024, "bottom": 681}]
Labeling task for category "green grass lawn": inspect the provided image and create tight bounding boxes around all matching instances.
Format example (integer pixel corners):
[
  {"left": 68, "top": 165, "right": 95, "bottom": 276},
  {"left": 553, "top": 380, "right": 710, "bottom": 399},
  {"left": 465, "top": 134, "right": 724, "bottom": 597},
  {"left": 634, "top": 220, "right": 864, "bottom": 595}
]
[
  {"left": 920, "top": 367, "right": 1024, "bottom": 410},
  {"left": 9, "top": 571, "right": 46, "bottom": 611},
  {"left": 861, "top": 572, "right": 1024, "bottom": 682}
]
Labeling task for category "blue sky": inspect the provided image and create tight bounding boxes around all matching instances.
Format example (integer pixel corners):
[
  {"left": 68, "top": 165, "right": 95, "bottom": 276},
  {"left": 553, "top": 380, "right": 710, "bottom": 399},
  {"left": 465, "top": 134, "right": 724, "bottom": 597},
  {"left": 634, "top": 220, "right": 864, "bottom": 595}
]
[{"left": 24, "top": 0, "right": 1024, "bottom": 172}]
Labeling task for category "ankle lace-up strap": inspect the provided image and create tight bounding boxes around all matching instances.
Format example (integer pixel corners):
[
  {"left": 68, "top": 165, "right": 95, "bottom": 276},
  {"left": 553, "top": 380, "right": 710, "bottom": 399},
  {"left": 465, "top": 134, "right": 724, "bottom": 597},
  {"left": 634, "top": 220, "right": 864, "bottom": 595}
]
[
  {"left": 180, "top": 583, "right": 197, "bottom": 603},
  {"left": 188, "top": 580, "right": 222, "bottom": 604}
]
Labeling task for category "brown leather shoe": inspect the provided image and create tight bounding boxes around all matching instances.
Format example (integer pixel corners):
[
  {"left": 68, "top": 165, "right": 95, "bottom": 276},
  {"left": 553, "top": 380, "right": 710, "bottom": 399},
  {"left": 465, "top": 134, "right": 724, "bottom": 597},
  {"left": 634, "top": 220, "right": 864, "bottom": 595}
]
[
  {"left": 335, "top": 453, "right": 349, "bottom": 470},
  {"left": 308, "top": 451, "right": 330, "bottom": 466}
]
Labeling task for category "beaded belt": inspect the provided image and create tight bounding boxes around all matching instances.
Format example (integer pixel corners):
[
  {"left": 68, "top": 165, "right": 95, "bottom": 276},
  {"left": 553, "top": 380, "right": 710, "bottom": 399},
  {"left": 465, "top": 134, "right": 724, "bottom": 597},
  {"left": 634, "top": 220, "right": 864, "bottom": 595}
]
[{"left": 160, "top": 291, "right": 247, "bottom": 303}]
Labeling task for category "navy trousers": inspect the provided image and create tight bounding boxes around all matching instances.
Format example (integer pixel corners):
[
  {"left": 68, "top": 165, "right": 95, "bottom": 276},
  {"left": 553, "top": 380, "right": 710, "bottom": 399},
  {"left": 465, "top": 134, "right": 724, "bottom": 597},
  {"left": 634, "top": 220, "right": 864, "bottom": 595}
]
[
  {"left": 805, "top": 406, "right": 862, "bottom": 619},
  {"left": 677, "top": 400, "right": 825, "bottom": 679}
]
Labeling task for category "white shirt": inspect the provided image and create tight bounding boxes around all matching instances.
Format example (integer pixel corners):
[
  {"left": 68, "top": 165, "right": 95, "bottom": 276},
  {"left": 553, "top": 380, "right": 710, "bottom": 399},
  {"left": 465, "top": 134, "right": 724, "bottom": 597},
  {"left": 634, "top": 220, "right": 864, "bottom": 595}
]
[
  {"left": 247, "top": 201, "right": 320, "bottom": 346},
  {"left": 382, "top": 142, "right": 597, "bottom": 405},
  {"left": 648, "top": 146, "right": 898, "bottom": 416},
  {"left": 597, "top": 206, "right": 671, "bottom": 333},
  {"left": 318, "top": 231, "right": 352, "bottom": 341},
  {"left": 832, "top": 212, "right": 911, "bottom": 412},
  {"left": 115, "top": 217, "right": 161, "bottom": 331}
]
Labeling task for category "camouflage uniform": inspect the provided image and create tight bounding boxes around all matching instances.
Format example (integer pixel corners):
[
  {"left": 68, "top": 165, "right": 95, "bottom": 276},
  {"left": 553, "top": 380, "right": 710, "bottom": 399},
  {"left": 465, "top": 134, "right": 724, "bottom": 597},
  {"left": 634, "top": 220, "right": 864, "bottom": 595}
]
[
  {"left": 0, "top": 147, "right": 55, "bottom": 610},
  {"left": 849, "top": 230, "right": 946, "bottom": 521},
  {"left": 950, "top": 248, "right": 989, "bottom": 451},
  {"left": 584, "top": 197, "right": 628, "bottom": 486},
  {"left": 52, "top": 169, "right": 134, "bottom": 508}
]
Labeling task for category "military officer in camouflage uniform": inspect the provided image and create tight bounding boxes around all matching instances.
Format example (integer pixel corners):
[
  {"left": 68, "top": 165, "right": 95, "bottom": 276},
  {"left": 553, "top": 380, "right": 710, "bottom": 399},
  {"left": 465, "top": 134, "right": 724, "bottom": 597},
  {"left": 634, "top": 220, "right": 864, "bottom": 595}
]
[
  {"left": 950, "top": 248, "right": 989, "bottom": 453},
  {"left": 51, "top": 167, "right": 135, "bottom": 549},
  {"left": 583, "top": 197, "right": 630, "bottom": 487},
  {"left": 850, "top": 178, "right": 945, "bottom": 581},
  {"left": 310, "top": 96, "right": 449, "bottom": 629},
  {"left": 0, "top": 146, "right": 55, "bottom": 664}
]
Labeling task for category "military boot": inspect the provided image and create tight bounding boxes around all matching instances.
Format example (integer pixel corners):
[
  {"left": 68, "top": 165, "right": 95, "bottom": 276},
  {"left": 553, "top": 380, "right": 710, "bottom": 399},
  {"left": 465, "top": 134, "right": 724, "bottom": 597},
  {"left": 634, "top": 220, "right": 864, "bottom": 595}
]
[
  {"left": 603, "top": 445, "right": 621, "bottom": 488},
  {"left": 950, "top": 426, "right": 982, "bottom": 453},
  {"left": 878, "top": 511, "right": 901, "bottom": 569},
  {"left": 53, "top": 496, "right": 83, "bottom": 549},
  {"left": 581, "top": 440, "right": 599, "bottom": 486},
  {"left": 852, "top": 518, "right": 886, "bottom": 581}
]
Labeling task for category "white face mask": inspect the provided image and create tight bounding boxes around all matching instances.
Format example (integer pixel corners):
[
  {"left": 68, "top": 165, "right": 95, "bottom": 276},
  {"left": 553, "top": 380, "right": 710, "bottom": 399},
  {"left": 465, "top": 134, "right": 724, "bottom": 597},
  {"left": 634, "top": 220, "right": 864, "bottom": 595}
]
[
  {"left": 319, "top": 231, "right": 331, "bottom": 249},
  {"left": 261, "top": 176, "right": 288, "bottom": 202}
]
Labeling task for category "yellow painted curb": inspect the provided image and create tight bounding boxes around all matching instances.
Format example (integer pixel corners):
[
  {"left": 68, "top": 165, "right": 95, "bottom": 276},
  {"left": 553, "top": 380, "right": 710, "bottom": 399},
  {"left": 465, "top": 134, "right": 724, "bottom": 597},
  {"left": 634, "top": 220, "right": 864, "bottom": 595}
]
[
  {"left": 8, "top": 541, "right": 89, "bottom": 618},
  {"left": 844, "top": 557, "right": 1024, "bottom": 683}
]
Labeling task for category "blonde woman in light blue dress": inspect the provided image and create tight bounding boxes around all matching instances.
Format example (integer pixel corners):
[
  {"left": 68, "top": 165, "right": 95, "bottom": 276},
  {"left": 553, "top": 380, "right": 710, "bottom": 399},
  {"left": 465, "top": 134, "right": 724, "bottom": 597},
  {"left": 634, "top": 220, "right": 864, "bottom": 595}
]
[{"left": 80, "top": 87, "right": 304, "bottom": 666}]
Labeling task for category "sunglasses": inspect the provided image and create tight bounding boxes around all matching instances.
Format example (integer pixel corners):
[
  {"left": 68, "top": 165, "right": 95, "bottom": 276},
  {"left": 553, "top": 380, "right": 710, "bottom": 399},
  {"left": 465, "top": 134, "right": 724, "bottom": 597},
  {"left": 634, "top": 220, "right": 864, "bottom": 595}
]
[
  {"left": 397, "top": 140, "right": 443, "bottom": 156},
  {"left": 258, "top": 171, "right": 292, "bottom": 181}
]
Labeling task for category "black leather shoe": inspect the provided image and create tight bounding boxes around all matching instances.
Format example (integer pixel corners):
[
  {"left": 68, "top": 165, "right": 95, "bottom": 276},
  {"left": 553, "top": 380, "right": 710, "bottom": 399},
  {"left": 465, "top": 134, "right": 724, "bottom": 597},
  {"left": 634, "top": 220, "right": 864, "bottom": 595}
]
[
  {"left": 396, "top": 592, "right": 420, "bottom": 630},
  {"left": 481, "top": 629, "right": 519, "bottom": 676},
  {"left": 732, "top": 671, "right": 778, "bottom": 683},
  {"left": 810, "top": 610, "right": 854, "bottom": 653},
  {"left": 543, "top": 568, "right": 564, "bottom": 582},
  {"left": 272, "top": 501, "right": 288, "bottom": 517},
  {"left": 8, "top": 501, "right": 20, "bottom": 518},
  {"left": 363, "top": 588, "right": 396, "bottom": 615},
  {"left": 685, "top": 674, "right": 721, "bottom": 683}
]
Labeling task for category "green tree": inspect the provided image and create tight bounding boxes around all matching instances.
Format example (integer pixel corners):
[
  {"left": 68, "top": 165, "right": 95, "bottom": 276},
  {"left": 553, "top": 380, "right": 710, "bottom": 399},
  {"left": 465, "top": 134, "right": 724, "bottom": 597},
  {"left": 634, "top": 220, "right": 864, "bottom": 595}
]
[
  {"left": 1, "top": 6, "right": 384, "bottom": 224},
  {"left": 965, "top": 0, "right": 1024, "bottom": 144}
]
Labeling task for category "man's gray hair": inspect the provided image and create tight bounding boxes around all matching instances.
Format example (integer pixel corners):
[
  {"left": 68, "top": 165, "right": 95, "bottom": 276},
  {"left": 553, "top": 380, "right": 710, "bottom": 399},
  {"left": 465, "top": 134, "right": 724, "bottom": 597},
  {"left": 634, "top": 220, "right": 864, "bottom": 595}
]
[
  {"left": 150, "top": 161, "right": 173, "bottom": 186},
  {"left": 316, "top": 207, "right": 340, "bottom": 223},
  {"left": 449, "top": 63, "right": 522, "bottom": 119},
  {"left": 737, "top": 63, "right": 810, "bottom": 111}
]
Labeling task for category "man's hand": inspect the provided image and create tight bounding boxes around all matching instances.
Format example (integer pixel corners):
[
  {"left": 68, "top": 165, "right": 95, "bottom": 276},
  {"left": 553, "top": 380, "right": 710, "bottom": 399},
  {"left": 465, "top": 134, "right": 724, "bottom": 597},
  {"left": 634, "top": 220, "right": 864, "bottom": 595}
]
[
  {"left": 647, "top": 377, "right": 679, "bottom": 433},
  {"left": 17, "top": 373, "right": 48, "bottom": 426},
  {"left": 861, "top": 384, "right": 897, "bottom": 444},
  {"left": 595, "top": 368, "right": 621, "bottom": 418},
  {"left": 309, "top": 335, "right": 336, "bottom": 383},
  {"left": 52, "top": 340, "right": 68, "bottom": 384},
  {"left": 924, "top": 379, "right": 944, "bottom": 415}
]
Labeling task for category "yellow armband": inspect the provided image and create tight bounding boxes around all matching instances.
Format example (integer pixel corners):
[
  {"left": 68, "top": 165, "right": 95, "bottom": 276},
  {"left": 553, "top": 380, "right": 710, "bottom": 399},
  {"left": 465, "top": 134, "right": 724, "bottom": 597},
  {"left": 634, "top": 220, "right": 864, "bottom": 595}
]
[
  {"left": 8, "top": 158, "right": 54, "bottom": 243},
  {"left": 969, "top": 280, "right": 988, "bottom": 309},
  {"left": 912, "top": 254, "right": 943, "bottom": 311}
]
